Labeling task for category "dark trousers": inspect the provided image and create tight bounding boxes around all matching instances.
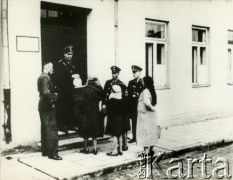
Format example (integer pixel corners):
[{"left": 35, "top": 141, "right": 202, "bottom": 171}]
[
  {"left": 56, "top": 97, "right": 75, "bottom": 130},
  {"left": 39, "top": 108, "right": 58, "bottom": 157},
  {"left": 130, "top": 112, "right": 138, "bottom": 140}
]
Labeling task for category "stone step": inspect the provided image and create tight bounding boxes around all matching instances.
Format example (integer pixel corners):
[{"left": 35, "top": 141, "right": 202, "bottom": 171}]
[
  {"left": 58, "top": 130, "right": 79, "bottom": 140},
  {"left": 37, "top": 133, "right": 111, "bottom": 151}
]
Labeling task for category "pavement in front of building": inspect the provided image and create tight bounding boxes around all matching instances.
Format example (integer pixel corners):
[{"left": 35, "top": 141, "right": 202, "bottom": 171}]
[
  {"left": 1, "top": 116, "right": 233, "bottom": 180},
  {"left": 101, "top": 144, "right": 233, "bottom": 180}
]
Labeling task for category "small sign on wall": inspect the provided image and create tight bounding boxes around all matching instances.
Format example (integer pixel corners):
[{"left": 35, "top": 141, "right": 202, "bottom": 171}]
[
  {"left": 48, "top": 10, "right": 58, "bottom": 18},
  {"left": 16, "top": 36, "right": 39, "bottom": 52},
  {"left": 41, "top": 9, "right": 47, "bottom": 18}
]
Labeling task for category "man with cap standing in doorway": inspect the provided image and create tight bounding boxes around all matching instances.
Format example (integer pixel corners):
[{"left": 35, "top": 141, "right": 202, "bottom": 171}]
[
  {"left": 54, "top": 45, "right": 79, "bottom": 133},
  {"left": 103, "top": 66, "right": 130, "bottom": 151},
  {"left": 128, "top": 65, "right": 144, "bottom": 143}
]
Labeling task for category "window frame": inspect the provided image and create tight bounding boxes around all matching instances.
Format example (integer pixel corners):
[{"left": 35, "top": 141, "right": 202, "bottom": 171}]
[
  {"left": 192, "top": 26, "right": 210, "bottom": 88},
  {"left": 145, "top": 19, "right": 169, "bottom": 90},
  {"left": 145, "top": 20, "right": 167, "bottom": 41},
  {"left": 227, "top": 30, "right": 233, "bottom": 85}
]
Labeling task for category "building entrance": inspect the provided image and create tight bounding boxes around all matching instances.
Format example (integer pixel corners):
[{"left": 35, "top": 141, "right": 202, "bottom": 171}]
[{"left": 41, "top": 1, "right": 91, "bottom": 83}]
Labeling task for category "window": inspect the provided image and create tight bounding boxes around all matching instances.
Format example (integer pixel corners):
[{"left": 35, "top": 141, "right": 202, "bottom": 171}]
[
  {"left": 192, "top": 26, "right": 210, "bottom": 87},
  {"left": 145, "top": 20, "right": 168, "bottom": 89},
  {"left": 228, "top": 30, "right": 233, "bottom": 84}
]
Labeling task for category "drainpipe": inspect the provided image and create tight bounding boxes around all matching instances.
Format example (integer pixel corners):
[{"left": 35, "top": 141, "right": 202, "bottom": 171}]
[
  {"left": 114, "top": 0, "right": 118, "bottom": 65},
  {"left": 1, "top": 0, "right": 11, "bottom": 143}
]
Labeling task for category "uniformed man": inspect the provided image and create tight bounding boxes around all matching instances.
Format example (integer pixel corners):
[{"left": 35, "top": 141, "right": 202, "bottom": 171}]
[
  {"left": 37, "top": 61, "right": 62, "bottom": 160},
  {"left": 103, "top": 66, "right": 130, "bottom": 151},
  {"left": 128, "top": 65, "right": 144, "bottom": 143},
  {"left": 102, "top": 66, "right": 125, "bottom": 106},
  {"left": 54, "top": 45, "right": 79, "bottom": 133}
]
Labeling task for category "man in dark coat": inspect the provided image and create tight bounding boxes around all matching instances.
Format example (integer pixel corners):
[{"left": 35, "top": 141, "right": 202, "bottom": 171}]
[
  {"left": 54, "top": 45, "right": 79, "bottom": 133},
  {"left": 128, "top": 65, "right": 144, "bottom": 143},
  {"left": 37, "top": 62, "right": 62, "bottom": 160},
  {"left": 103, "top": 66, "right": 130, "bottom": 151}
]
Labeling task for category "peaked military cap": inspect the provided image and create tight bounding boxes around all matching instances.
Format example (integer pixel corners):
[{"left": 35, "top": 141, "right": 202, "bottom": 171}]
[
  {"left": 111, "top": 66, "right": 121, "bottom": 74},
  {"left": 63, "top": 45, "right": 74, "bottom": 54},
  {"left": 131, "top": 65, "right": 142, "bottom": 72}
]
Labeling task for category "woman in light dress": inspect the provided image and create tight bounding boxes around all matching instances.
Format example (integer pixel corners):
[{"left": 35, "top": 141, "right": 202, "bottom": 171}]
[{"left": 136, "top": 76, "right": 158, "bottom": 155}]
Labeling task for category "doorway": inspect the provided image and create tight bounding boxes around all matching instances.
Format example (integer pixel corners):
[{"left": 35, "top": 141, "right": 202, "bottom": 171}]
[{"left": 41, "top": 1, "right": 92, "bottom": 83}]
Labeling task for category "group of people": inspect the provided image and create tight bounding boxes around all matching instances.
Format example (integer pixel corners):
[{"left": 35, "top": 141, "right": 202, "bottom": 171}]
[{"left": 37, "top": 45, "right": 159, "bottom": 160}]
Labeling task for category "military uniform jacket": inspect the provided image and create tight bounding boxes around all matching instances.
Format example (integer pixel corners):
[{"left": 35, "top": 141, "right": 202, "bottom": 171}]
[
  {"left": 38, "top": 73, "right": 57, "bottom": 112},
  {"left": 103, "top": 79, "right": 127, "bottom": 106},
  {"left": 103, "top": 79, "right": 131, "bottom": 133},
  {"left": 127, "top": 78, "right": 144, "bottom": 107},
  {"left": 54, "top": 59, "right": 77, "bottom": 98}
]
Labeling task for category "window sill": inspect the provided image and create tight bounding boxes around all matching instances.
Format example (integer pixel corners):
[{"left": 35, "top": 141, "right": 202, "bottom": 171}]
[
  {"left": 155, "top": 86, "right": 170, "bottom": 90},
  {"left": 227, "top": 82, "right": 233, "bottom": 85},
  {"left": 192, "top": 84, "right": 211, "bottom": 88}
]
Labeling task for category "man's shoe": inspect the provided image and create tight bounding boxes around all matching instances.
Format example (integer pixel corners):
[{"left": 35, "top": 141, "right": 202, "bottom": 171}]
[
  {"left": 80, "top": 149, "right": 89, "bottom": 154},
  {"left": 128, "top": 139, "right": 136, "bottom": 143},
  {"left": 122, "top": 146, "right": 128, "bottom": 151},
  {"left": 48, "top": 155, "right": 62, "bottom": 160}
]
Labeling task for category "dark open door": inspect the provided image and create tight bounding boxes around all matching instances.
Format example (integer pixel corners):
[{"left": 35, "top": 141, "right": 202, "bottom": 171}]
[{"left": 41, "top": 1, "right": 92, "bottom": 83}]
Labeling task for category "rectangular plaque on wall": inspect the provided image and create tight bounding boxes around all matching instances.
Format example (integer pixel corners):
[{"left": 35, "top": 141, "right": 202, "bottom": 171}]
[{"left": 16, "top": 36, "right": 39, "bottom": 52}]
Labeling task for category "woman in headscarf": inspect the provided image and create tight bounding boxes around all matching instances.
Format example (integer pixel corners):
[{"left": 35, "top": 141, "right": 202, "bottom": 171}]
[
  {"left": 136, "top": 76, "right": 158, "bottom": 156},
  {"left": 105, "top": 85, "right": 125, "bottom": 156},
  {"left": 73, "top": 76, "right": 105, "bottom": 155}
]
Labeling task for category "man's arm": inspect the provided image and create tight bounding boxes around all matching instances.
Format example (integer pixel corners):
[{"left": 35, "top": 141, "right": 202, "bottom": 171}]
[
  {"left": 127, "top": 81, "right": 133, "bottom": 98},
  {"left": 41, "top": 77, "right": 57, "bottom": 104},
  {"left": 102, "top": 81, "right": 108, "bottom": 111}
]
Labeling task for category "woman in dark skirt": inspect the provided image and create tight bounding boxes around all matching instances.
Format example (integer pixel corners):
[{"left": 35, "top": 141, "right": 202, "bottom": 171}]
[
  {"left": 73, "top": 76, "right": 105, "bottom": 155},
  {"left": 105, "top": 85, "right": 125, "bottom": 156}
]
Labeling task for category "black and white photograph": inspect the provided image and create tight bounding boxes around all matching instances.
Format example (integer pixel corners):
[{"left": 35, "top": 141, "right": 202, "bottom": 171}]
[{"left": 0, "top": 0, "right": 233, "bottom": 179}]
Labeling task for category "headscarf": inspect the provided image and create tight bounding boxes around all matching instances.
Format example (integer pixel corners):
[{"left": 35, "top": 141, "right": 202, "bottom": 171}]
[{"left": 87, "top": 75, "right": 101, "bottom": 87}]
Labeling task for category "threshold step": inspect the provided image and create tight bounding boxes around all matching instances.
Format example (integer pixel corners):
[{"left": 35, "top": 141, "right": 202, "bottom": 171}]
[
  {"left": 37, "top": 135, "right": 111, "bottom": 151},
  {"left": 58, "top": 130, "right": 79, "bottom": 140}
]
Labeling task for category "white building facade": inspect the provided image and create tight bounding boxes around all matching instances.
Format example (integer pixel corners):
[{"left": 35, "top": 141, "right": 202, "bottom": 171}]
[{"left": 1, "top": 0, "right": 233, "bottom": 149}]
